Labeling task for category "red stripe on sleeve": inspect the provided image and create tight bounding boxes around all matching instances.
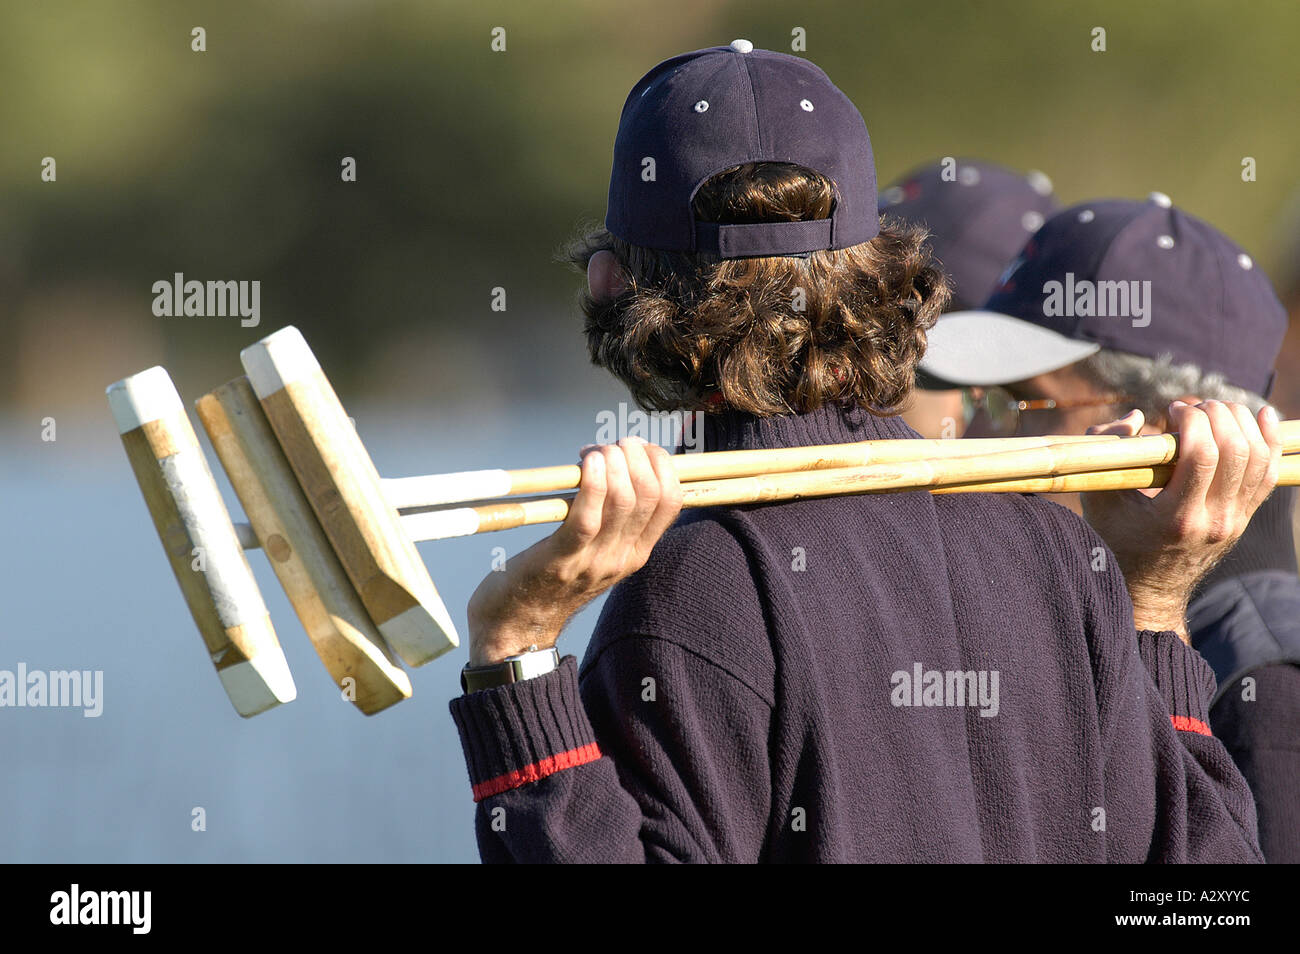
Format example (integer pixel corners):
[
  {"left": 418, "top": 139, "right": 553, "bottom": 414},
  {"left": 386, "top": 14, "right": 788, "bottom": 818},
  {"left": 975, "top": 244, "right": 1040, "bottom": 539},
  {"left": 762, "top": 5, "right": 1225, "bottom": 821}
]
[
  {"left": 472, "top": 742, "right": 603, "bottom": 802},
  {"left": 1170, "top": 714, "right": 1212, "bottom": 736}
]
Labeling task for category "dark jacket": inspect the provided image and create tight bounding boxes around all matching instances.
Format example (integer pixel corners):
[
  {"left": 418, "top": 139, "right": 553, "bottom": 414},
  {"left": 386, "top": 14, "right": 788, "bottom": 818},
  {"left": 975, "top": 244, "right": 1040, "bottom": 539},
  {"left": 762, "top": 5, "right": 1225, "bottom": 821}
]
[
  {"left": 1189, "top": 486, "right": 1300, "bottom": 862},
  {"left": 451, "top": 404, "right": 1262, "bottom": 862}
]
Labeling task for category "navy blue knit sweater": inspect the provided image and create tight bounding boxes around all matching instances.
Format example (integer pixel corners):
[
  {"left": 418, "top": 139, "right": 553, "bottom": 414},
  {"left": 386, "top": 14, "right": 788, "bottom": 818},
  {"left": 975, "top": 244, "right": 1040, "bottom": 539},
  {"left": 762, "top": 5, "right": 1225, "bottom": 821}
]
[{"left": 449, "top": 403, "right": 1262, "bottom": 862}]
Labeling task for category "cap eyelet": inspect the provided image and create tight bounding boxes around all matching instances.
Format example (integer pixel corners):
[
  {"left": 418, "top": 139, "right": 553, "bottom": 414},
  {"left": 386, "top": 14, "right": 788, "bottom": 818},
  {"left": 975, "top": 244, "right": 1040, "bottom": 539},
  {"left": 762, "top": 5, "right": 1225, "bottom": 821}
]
[
  {"left": 693, "top": 100, "right": 709, "bottom": 113},
  {"left": 1021, "top": 211, "right": 1044, "bottom": 232},
  {"left": 1027, "top": 170, "right": 1053, "bottom": 196},
  {"left": 799, "top": 98, "right": 814, "bottom": 111},
  {"left": 881, "top": 186, "right": 904, "bottom": 205},
  {"left": 1238, "top": 253, "right": 1253, "bottom": 270},
  {"left": 1078, "top": 210, "right": 1095, "bottom": 223},
  {"left": 1157, "top": 235, "right": 1175, "bottom": 249},
  {"left": 958, "top": 167, "right": 980, "bottom": 186}
]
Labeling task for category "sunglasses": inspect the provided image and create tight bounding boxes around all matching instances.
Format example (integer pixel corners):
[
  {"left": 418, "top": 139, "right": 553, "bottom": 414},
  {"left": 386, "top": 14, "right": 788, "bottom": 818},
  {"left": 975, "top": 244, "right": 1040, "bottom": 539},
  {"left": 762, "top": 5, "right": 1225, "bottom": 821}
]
[{"left": 961, "top": 386, "right": 1136, "bottom": 436}]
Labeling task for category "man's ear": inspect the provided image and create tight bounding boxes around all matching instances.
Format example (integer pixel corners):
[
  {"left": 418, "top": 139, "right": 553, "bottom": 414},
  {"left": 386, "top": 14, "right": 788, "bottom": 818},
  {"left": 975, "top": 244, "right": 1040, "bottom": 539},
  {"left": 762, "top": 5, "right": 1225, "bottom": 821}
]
[{"left": 587, "top": 250, "right": 628, "bottom": 302}]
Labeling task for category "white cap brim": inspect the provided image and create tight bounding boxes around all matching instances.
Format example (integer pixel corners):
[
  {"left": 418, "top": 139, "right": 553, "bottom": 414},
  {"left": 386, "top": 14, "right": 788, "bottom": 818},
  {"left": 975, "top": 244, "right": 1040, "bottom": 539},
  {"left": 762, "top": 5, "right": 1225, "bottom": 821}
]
[{"left": 919, "top": 310, "right": 1102, "bottom": 387}]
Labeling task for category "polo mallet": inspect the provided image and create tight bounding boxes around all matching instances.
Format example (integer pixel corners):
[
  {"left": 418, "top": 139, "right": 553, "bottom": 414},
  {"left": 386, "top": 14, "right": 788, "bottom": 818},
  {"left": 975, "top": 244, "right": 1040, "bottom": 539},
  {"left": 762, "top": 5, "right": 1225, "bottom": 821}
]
[
  {"left": 111, "top": 323, "right": 1300, "bottom": 718},
  {"left": 109, "top": 367, "right": 423, "bottom": 717},
  {"left": 224, "top": 322, "right": 1300, "bottom": 542}
]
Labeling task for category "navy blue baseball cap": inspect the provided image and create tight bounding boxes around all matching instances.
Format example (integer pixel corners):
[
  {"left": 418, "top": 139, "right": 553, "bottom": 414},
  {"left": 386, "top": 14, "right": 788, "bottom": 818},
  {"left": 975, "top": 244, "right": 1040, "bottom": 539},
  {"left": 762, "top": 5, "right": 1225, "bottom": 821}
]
[
  {"left": 920, "top": 193, "right": 1288, "bottom": 398},
  {"left": 879, "top": 159, "right": 1058, "bottom": 311},
  {"left": 605, "top": 40, "right": 878, "bottom": 259}
]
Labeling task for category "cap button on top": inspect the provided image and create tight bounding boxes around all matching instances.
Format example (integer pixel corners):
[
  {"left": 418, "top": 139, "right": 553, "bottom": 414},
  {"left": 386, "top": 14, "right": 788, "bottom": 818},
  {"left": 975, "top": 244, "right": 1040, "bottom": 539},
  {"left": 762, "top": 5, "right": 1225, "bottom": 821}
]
[
  {"left": 1149, "top": 191, "right": 1173, "bottom": 208},
  {"left": 730, "top": 38, "right": 754, "bottom": 53}
]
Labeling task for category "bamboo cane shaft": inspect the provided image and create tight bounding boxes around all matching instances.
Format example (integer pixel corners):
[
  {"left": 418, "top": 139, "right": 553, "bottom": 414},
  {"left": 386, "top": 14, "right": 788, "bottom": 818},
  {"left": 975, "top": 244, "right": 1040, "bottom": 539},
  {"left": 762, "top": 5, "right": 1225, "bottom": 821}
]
[
  {"left": 397, "top": 450, "right": 1300, "bottom": 542},
  {"left": 381, "top": 433, "right": 1116, "bottom": 509},
  {"left": 383, "top": 421, "right": 1300, "bottom": 511},
  {"left": 933, "top": 455, "right": 1300, "bottom": 495}
]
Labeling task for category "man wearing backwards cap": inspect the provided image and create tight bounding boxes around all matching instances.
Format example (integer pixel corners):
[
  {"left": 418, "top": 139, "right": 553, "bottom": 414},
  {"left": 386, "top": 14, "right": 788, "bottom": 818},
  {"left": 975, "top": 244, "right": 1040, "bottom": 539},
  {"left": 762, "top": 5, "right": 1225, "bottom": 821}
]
[
  {"left": 448, "top": 42, "right": 1280, "bottom": 863},
  {"left": 920, "top": 193, "right": 1300, "bottom": 861},
  {"left": 879, "top": 158, "right": 1060, "bottom": 438}
]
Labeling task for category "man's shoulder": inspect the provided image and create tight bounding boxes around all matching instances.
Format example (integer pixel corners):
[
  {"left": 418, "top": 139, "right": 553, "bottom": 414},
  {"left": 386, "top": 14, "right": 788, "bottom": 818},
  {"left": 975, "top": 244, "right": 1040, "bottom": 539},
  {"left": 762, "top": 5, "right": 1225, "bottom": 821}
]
[
  {"left": 584, "top": 509, "right": 772, "bottom": 683},
  {"left": 932, "top": 488, "right": 1113, "bottom": 559},
  {"left": 627, "top": 506, "right": 762, "bottom": 584},
  {"left": 600, "top": 508, "right": 766, "bottom": 624},
  {"left": 932, "top": 490, "right": 1137, "bottom": 650}
]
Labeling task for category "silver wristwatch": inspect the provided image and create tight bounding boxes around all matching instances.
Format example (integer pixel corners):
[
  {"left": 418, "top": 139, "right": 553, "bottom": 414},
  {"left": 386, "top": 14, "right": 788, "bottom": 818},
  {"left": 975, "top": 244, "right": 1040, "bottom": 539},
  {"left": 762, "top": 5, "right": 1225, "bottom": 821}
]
[{"left": 460, "top": 645, "right": 561, "bottom": 694}]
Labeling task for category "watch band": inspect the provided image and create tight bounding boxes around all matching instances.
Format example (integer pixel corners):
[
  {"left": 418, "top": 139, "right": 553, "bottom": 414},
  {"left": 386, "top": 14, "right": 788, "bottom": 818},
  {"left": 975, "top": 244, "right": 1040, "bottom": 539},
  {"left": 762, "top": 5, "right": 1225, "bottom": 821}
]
[{"left": 461, "top": 646, "right": 561, "bottom": 694}]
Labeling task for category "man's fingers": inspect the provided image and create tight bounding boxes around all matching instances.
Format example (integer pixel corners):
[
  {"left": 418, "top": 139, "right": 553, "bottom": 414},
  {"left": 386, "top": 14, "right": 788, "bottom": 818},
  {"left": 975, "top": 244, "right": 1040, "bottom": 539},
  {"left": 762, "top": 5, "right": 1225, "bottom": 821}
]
[
  {"left": 639, "top": 443, "right": 684, "bottom": 552},
  {"left": 1200, "top": 401, "right": 1252, "bottom": 516},
  {"left": 1226, "top": 401, "right": 1273, "bottom": 505},
  {"left": 1259, "top": 404, "right": 1282, "bottom": 446},
  {"left": 1085, "top": 408, "right": 1145, "bottom": 437},
  {"left": 600, "top": 442, "right": 637, "bottom": 525},
  {"left": 1159, "top": 402, "right": 1218, "bottom": 517},
  {"left": 617, "top": 437, "right": 664, "bottom": 538},
  {"left": 1255, "top": 404, "right": 1284, "bottom": 508},
  {"left": 553, "top": 439, "right": 679, "bottom": 573},
  {"left": 557, "top": 448, "right": 608, "bottom": 548}
]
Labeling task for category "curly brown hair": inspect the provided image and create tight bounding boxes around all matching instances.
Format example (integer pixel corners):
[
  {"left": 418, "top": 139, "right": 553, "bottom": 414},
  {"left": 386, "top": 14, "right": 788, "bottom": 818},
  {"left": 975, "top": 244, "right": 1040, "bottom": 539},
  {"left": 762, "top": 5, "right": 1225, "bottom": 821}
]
[{"left": 565, "top": 162, "right": 950, "bottom": 416}]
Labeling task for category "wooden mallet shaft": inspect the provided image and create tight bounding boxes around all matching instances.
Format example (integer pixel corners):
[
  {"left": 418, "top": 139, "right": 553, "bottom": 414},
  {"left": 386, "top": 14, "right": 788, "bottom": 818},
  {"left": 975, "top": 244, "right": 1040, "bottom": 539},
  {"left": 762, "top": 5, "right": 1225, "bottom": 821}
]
[
  {"left": 395, "top": 446, "right": 1300, "bottom": 541},
  {"left": 382, "top": 432, "right": 1121, "bottom": 510},
  {"left": 383, "top": 421, "right": 1300, "bottom": 511}
]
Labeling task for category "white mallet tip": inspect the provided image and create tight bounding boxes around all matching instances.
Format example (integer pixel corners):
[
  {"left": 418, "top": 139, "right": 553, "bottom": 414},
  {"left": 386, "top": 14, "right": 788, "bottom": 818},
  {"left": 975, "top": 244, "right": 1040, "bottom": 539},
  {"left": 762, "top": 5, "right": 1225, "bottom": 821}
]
[
  {"left": 106, "top": 366, "right": 185, "bottom": 434},
  {"left": 241, "top": 326, "right": 320, "bottom": 398},
  {"left": 218, "top": 649, "right": 297, "bottom": 717}
]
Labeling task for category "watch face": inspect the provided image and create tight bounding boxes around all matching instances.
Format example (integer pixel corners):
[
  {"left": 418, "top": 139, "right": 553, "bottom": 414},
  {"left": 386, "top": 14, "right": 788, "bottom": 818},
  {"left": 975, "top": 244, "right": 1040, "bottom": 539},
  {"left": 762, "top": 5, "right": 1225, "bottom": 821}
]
[{"left": 513, "top": 648, "right": 561, "bottom": 681}]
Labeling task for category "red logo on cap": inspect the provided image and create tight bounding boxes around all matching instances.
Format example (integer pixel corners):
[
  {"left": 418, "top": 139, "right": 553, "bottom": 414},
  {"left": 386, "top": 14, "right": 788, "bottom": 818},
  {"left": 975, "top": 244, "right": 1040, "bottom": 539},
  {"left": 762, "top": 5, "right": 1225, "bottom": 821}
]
[{"left": 994, "top": 238, "right": 1038, "bottom": 293}]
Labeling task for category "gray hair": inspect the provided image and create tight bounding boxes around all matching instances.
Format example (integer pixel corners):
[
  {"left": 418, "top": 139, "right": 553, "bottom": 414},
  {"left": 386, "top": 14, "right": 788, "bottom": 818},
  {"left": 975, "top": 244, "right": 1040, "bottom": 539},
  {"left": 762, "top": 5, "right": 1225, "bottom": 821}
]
[{"left": 1077, "top": 350, "right": 1269, "bottom": 423}]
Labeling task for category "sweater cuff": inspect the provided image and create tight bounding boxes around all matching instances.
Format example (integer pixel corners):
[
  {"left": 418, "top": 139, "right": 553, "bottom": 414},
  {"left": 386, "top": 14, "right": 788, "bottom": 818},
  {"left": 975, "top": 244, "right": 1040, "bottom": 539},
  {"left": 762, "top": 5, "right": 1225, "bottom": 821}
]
[
  {"left": 448, "top": 655, "right": 601, "bottom": 801},
  {"left": 1137, "top": 629, "right": 1218, "bottom": 737}
]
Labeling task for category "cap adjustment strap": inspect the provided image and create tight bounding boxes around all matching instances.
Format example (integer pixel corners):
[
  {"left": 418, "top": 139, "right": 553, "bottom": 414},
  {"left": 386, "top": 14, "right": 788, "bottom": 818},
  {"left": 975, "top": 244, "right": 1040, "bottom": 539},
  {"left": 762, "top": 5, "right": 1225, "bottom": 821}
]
[{"left": 695, "top": 218, "right": 834, "bottom": 258}]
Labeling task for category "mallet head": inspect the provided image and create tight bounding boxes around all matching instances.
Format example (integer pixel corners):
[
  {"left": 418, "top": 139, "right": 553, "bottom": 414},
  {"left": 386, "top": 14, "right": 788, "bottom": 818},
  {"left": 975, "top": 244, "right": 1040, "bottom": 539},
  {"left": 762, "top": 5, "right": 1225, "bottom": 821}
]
[
  {"left": 197, "top": 377, "right": 413, "bottom": 715},
  {"left": 241, "top": 327, "right": 459, "bottom": 667},
  {"left": 107, "top": 366, "right": 297, "bottom": 716}
]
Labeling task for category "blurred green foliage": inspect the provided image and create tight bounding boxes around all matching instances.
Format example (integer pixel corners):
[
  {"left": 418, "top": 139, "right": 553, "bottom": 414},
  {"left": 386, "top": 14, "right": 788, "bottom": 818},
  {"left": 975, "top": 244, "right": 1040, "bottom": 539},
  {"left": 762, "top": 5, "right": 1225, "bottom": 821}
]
[{"left": 1, "top": 0, "right": 1297, "bottom": 405}]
